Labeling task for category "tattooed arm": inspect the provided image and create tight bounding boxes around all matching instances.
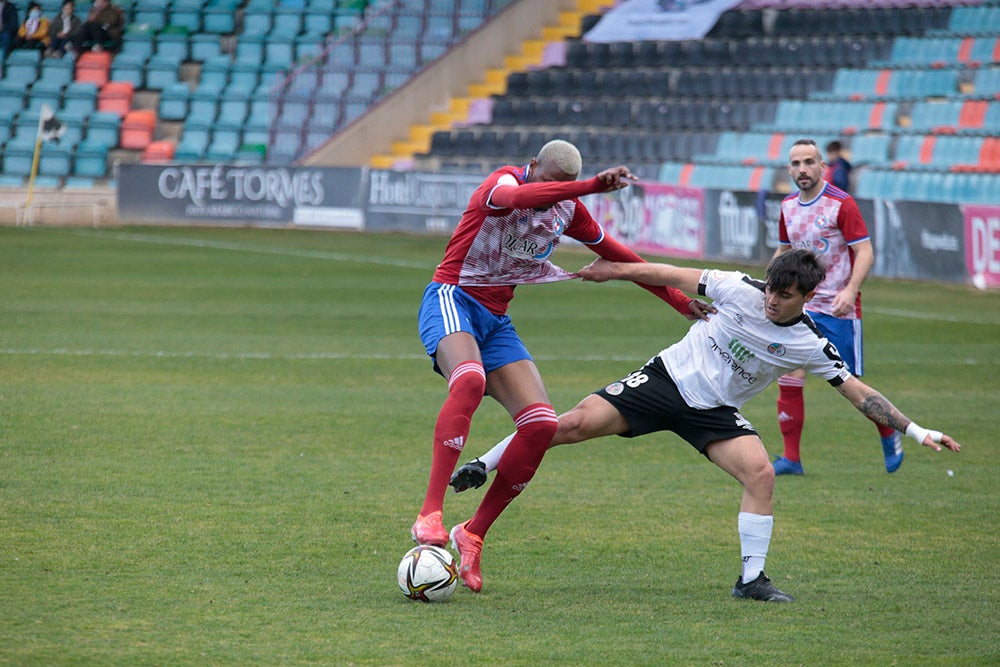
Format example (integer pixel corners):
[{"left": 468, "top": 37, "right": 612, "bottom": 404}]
[{"left": 836, "top": 376, "right": 961, "bottom": 452}]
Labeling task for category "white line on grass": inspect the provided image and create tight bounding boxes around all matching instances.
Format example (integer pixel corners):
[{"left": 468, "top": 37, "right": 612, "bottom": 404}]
[
  {"left": 73, "top": 230, "right": 435, "bottom": 271},
  {"left": 1, "top": 348, "right": 993, "bottom": 365}
]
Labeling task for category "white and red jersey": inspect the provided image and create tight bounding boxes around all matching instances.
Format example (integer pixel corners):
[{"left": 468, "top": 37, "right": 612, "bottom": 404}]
[
  {"left": 776, "top": 182, "right": 870, "bottom": 319},
  {"left": 432, "top": 165, "right": 607, "bottom": 315}
]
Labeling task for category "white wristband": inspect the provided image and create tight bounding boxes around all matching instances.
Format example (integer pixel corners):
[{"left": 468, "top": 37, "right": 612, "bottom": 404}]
[{"left": 906, "top": 422, "right": 942, "bottom": 444}]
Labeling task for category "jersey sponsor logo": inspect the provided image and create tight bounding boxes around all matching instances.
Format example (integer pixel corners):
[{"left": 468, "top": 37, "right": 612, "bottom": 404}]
[
  {"left": 502, "top": 228, "right": 553, "bottom": 260},
  {"left": 728, "top": 338, "right": 756, "bottom": 363},
  {"left": 767, "top": 342, "right": 787, "bottom": 357},
  {"left": 707, "top": 335, "right": 758, "bottom": 384}
]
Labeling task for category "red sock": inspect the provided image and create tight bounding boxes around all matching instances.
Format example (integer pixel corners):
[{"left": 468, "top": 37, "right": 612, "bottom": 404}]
[
  {"left": 874, "top": 421, "right": 895, "bottom": 439},
  {"left": 777, "top": 377, "right": 805, "bottom": 462},
  {"left": 466, "top": 404, "right": 558, "bottom": 538},
  {"left": 420, "top": 361, "right": 486, "bottom": 517}
]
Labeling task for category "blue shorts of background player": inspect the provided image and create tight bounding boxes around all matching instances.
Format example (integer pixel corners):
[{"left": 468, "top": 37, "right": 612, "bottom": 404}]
[
  {"left": 418, "top": 282, "right": 532, "bottom": 377},
  {"left": 807, "top": 310, "right": 863, "bottom": 376}
]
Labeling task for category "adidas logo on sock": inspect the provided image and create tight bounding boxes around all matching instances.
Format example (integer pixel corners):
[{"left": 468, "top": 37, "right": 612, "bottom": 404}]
[
  {"left": 443, "top": 436, "right": 465, "bottom": 451},
  {"left": 778, "top": 411, "right": 794, "bottom": 423}
]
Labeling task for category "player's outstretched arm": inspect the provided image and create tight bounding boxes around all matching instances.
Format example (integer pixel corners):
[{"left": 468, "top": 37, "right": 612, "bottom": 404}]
[
  {"left": 578, "top": 258, "right": 704, "bottom": 296},
  {"left": 585, "top": 236, "right": 714, "bottom": 321},
  {"left": 836, "top": 377, "right": 961, "bottom": 452}
]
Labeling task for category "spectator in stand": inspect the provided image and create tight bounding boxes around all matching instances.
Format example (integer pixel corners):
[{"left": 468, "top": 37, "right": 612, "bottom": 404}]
[
  {"left": 46, "top": 1, "right": 81, "bottom": 58},
  {"left": 824, "top": 140, "right": 853, "bottom": 193},
  {"left": 14, "top": 2, "right": 50, "bottom": 52},
  {"left": 74, "top": 0, "right": 125, "bottom": 53},
  {"left": 0, "top": 0, "right": 19, "bottom": 57}
]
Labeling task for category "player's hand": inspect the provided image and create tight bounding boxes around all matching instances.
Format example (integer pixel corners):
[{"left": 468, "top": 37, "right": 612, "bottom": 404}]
[
  {"left": 830, "top": 288, "right": 858, "bottom": 318},
  {"left": 925, "top": 433, "right": 961, "bottom": 452},
  {"left": 684, "top": 298, "right": 716, "bottom": 321},
  {"left": 595, "top": 166, "right": 637, "bottom": 191},
  {"left": 578, "top": 258, "right": 616, "bottom": 282}
]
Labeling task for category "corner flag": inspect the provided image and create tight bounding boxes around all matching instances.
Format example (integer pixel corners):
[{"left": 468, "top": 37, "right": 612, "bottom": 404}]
[
  {"left": 38, "top": 103, "right": 65, "bottom": 143},
  {"left": 24, "top": 104, "right": 66, "bottom": 223}
]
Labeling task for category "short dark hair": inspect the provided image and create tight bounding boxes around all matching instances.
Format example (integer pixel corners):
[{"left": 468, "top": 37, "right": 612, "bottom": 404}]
[
  {"left": 766, "top": 249, "right": 827, "bottom": 296},
  {"left": 792, "top": 138, "right": 817, "bottom": 150},
  {"left": 826, "top": 140, "right": 843, "bottom": 153}
]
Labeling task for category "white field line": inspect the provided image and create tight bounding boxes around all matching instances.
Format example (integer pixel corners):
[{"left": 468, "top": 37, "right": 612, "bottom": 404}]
[
  {"left": 75, "top": 229, "right": 435, "bottom": 270},
  {"left": 0, "top": 347, "right": 993, "bottom": 365},
  {"left": 77, "top": 230, "right": 999, "bottom": 327}
]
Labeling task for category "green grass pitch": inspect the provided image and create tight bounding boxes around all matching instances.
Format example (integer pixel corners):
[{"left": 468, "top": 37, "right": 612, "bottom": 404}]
[{"left": 1, "top": 226, "right": 998, "bottom": 665}]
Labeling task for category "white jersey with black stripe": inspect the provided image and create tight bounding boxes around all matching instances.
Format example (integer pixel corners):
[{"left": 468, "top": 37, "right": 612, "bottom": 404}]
[{"left": 657, "top": 269, "right": 853, "bottom": 410}]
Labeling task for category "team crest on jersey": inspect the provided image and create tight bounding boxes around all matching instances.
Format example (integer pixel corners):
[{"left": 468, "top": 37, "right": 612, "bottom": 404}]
[
  {"left": 813, "top": 213, "right": 832, "bottom": 230},
  {"left": 767, "top": 342, "right": 787, "bottom": 357},
  {"left": 604, "top": 382, "right": 625, "bottom": 396}
]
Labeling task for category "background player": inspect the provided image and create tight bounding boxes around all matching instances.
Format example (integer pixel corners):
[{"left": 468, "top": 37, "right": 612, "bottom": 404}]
[{"left": 771, "top": 138, "right": 900, "bottom": 476}]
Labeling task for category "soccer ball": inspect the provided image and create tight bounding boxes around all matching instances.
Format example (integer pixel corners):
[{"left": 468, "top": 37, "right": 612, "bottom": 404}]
[{"left": 397, "top": 545, "right": 459, "bottom": 602}]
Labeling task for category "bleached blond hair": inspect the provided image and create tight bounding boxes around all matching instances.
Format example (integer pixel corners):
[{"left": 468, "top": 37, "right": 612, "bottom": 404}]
[{"left": 536, "top": 140, "right": 582, "bottom": 178}]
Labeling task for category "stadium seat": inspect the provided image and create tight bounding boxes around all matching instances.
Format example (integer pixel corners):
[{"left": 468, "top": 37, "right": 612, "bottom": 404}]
[
  {"left": 75, "top": 51, "right": 113, "bottom": 87},
  {"left": 62, "top": 176, "right": 98, "bottom": 189},
  {"left": 0, "top": 140, "right": 36, "bottom": 177},
  {"left": 25, "top": 80, "right": 63, "bottom": 117},
  {"left": 202, "top": 0, "right": 240, "bottom": 34},
  {"left": 97, "top": 81, "right": 135, "bottom": 117},
  {"left": 109, "top": 52, "right": 146, "bottom": 89},
  {"left": 5, "top": 49, "right": 42, "bottom": 83},
  {"left": 169, "top": 0, "right": 204, "bottom": 33},
  {"left": 146, "top": 54, "right": 183, "bottom": 90},
  {"left": 174, "top": 122, "right": 211, "bottom": 161},
  {"left": 155, "top": 26, "right": 190, "bottom": 62},
  {"left": 120, "top": 110, "right": 157, "bottom": 150},
  {"left": 72, "top": 139, "right": 110, "bottom": 177},
  {"left": 39, "top": 57, "right": 75, "bottom": 89},
  {"left": 133, "top": 6, "right": 168, "bottom": 31},
  {"left": 85, "top": 112, "right": 122, "bottom": 149},
  {"left": 159, "top": 82, "right": 191, "bottom": 121},
  {"left": 142, "top": 140, "right": 176, "bottom": 163},
  {"left": 63, "top": 82, "right": 100, "bottom": 117},
  {"left": 205, "top": 129, "right": 241, "bottom": 161},
  {"left": 190, "top": 33, "right": 222, "bottom": 62},
  {"left": 235, "top": 143, "right": 267, "bottom": 164},
  {"left": 38, "top": 142, "right": 73, "bottom": 178},
  {"left": 54, "top": 112, "right": 86, "bottom": 149}
]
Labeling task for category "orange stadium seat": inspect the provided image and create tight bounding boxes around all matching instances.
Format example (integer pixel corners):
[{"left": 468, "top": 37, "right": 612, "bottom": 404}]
[
  {"left": 120, "top": 110, "right": 157, "bottom": 151},
  {"left": 75, "top": 51, "right": 113, "bottom": 87}
]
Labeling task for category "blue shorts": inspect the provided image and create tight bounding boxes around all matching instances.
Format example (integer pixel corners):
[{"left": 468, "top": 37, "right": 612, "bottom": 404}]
[
  {"left": 808, "top": 310, "right": 863, "bottom": 376},
  {"left": 418, "top": 282, "right": 532, "bottom": 376}
]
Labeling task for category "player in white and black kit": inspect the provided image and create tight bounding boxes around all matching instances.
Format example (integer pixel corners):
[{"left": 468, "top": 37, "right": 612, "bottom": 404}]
[{"left": 448, "top": 249, "right": 962, "bottom": 601}]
